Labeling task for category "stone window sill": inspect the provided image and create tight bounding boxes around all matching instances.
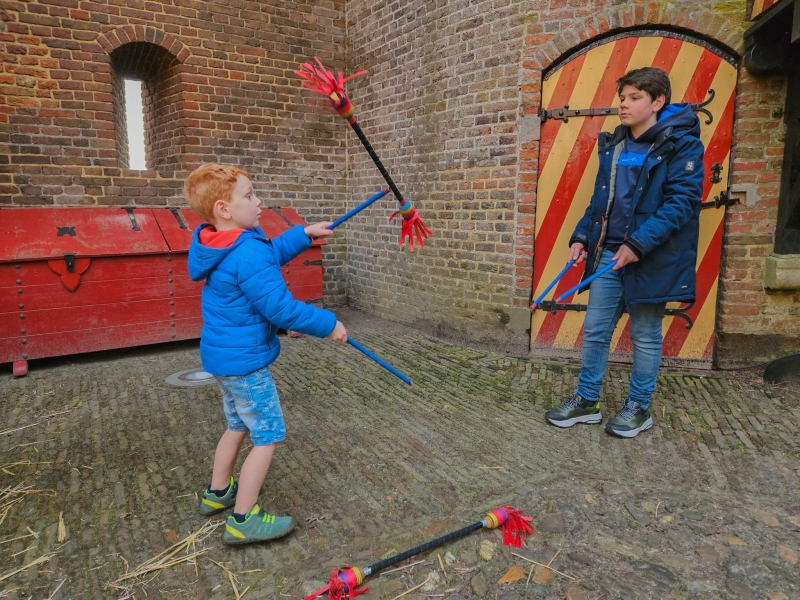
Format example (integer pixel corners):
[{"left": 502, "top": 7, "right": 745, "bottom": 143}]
[{"left": 764, "top": 254, "right": 800, "bottom": 290}]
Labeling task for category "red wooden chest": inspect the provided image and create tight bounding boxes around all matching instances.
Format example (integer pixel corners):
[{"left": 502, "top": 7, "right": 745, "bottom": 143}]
[{"left": 0, "top": 207, "right": 324, "bottom": 376}]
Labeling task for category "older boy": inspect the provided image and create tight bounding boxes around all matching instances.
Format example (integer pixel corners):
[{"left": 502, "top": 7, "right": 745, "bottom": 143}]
[
  {"left": 186, "top": 164, "right": 347, "bottom": 544},
  {"left": 544, "top": 67, "right": 704, "bottom": 438}
]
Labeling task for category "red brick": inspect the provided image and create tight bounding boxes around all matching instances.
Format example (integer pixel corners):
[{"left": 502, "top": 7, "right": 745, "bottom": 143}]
[{"left": 1, "top": 0, "right": 795, "bottom": 341}]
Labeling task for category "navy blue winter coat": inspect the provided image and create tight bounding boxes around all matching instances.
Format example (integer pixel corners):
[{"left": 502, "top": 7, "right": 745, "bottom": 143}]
[
  {"left": 188, "top": 224, "right": 337, "bottom": 376},
  {"left": 570, "top": 104, "right": 705, "bottom": 305}
]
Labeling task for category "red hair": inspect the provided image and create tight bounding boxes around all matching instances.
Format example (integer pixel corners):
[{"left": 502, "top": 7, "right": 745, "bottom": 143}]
[{"left": 185, "top": 163, "right": 251, "bottom": 223}]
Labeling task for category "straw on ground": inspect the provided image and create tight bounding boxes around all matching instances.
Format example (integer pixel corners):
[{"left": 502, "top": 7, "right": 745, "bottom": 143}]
[
  {"left": 57, "top": 512, "right": 66, "bottom": 543},
  {"left": 106, "top": 520, "right": 222, "bottom": 594},
  {"left": 512, "top": 551, "right": 576, "bottom": 580},
  {"left": 0, "top": 553, "right": 55, "bottom": 583},
  {"left": 0, "top": 483, "right": 53, "bottom": 527},
  {"left": 207, "top": 558, "right": 250, "bottom": 600}
]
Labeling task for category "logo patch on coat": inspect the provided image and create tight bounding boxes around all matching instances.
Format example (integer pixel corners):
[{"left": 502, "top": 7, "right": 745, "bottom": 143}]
[{"left": 685, "top": 161, "right": 695, "bottom": 171}]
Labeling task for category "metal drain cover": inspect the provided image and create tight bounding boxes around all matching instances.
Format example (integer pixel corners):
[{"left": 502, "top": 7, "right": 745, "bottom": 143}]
[{"left": 165, "top": 368, "right": 216, "bottom": 387}]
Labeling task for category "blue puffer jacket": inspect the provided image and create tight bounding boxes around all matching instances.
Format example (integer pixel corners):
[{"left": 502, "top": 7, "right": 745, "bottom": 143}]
[
  {"left": 570, "top": 104, "right": 705, "bottom": 305},
  {"left": 188, "top": 224, "right": 336, "bottom": 376}
]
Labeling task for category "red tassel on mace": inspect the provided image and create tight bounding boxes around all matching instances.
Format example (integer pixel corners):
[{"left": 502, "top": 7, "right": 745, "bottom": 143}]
[
  {"left": 304, "top": 567, "right": 368, "bottom": 600},
  {"left": 484, "top": 505, "right": 534, "bottom": 548},
  {"left": 296, "top": 57, "right": 432, "bottom": 252}
]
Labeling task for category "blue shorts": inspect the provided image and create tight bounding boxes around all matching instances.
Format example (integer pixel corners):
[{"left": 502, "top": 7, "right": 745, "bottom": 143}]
[{"left": 213, "top": 365, "right": 286, "bottom": 446}]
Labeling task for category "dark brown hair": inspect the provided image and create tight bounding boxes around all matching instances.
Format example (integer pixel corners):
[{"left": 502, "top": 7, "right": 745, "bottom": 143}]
[{"left": 616, "top": 67, "right": 672, "bottom": 105}]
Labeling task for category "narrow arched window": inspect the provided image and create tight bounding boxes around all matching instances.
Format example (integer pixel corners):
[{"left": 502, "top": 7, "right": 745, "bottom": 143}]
[
  {"left": 110, "top": 42, "right": 182, "bottom": 172},
  {"left": 124, "top": 79, "right": 146, "bottom": 169}
]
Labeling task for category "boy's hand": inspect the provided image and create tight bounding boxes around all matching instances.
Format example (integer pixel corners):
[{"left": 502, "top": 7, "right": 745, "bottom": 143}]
[
  {"left": 569, "top": 242, "right": 587, "bottom": 264},
  {"left": 327, "top": 320, "right": 348, "bottom": 343},
  {"left": 612, "top": 245, "right": 640, "bottom": 269},
  {"left": 304, "top": 222, "right": 335, "bottom": 239}
]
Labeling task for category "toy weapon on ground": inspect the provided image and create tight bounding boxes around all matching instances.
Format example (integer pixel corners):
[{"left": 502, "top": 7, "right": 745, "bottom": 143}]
[
  {"left": 347, "top": 337, "right": 412, "bottom": 385},
  {"left": 296, "top": 58, "right": 432, "bottom": 251},
  {"left": 555, "top": 260, "right": 617, "bottom": 303},
  {"left": 303, "top": 506, "right": 533, "bottom": 600}
]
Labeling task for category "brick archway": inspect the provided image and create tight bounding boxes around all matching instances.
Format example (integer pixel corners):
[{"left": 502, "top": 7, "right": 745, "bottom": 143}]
[
  {"left": 524, "top": 3, "right": 743, "bottom": 73},
  {"left": 96, "top": 25, "right": 191, "bottom": 63},
  {"left": 97, "top": 26, "right": 191, "bottom": 172},
  {"left": 512, "top": 2, "right": 746, "bottom": 310}
]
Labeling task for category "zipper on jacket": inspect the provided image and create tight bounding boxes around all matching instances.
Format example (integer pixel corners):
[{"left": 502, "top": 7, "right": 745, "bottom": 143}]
[{"left": 592, "top": 140, "right": 624, "bottom": 274}]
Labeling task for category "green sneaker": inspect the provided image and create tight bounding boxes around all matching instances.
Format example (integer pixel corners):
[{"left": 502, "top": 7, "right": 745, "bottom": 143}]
[
  {"left": 604, "top": 400, "right": 653, "bottom": 438},
  {"left": 224, "top": 504, "right": 296, "bottom": 545},
  {"left": 544, "top": 393, "right": 602, "bottom": 428},
  {"left": 199, "top": 477, "right": 237, "bottom": 516}
]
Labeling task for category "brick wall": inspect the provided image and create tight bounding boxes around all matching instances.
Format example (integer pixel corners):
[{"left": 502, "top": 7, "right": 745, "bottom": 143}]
[
  {"left": 717, "top": 68, "right": 800, "bottom": 363},
  {"left": 110, "top": 68, "right": 129, "bottom": 168},
  {"left": 3, "top": 0, "right": 798, "bottom": 363},
  {"left": 344, "top": 0, "right": 526, "bottom": 351},
  {"left": 0, "top": 0, "right": 350, "bottom": 304},
  {"left": 345, "top": 0, "right": 800, "bottom": 363}
]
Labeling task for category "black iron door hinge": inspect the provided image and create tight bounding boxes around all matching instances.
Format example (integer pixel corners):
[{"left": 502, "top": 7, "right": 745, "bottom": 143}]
[
  {"left": 701, "top": 189, "right": 738, "bottom": 210},
  {"left": 541, "top": 89, "right": 716, "bottom": 124},
  {"left": 536, "top": 300, "right": 694, "bottom": 329}
]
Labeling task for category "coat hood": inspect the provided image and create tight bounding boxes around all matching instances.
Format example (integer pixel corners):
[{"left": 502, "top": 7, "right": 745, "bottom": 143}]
[
  {"left": 642, "top": 102, "right": 700, "bottom": 142},
  {"left": 188, "top": 225, "right": 264, "bottom": 282},
  {"left": 602, "top": 103, "right": 701, "bottom": 150}
]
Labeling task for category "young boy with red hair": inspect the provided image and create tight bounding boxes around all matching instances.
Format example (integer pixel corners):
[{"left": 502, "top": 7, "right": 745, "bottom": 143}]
[{"left": 186, "top": 163, "right": 347, "bottom": 544}]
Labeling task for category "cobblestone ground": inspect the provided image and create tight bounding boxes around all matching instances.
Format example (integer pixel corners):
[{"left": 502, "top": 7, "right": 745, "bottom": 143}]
[{"left": 1, "top": 309, "right": 799, "bottom": 600}]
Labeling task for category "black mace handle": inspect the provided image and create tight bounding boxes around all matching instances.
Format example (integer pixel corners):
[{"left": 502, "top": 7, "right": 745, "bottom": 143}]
[
  {"left": 348, "top": 120, "right": 406, "bottom": 204},
  {"left": 365, "top": 521, "right": 484, "bottom": 575}
]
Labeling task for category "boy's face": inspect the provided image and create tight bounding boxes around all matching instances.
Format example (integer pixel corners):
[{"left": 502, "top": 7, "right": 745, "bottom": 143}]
[
  {"left": 214, "top": 174, "right": 261, "bottom": 229},
  {"left": 618, "top": 84, "right": 665, "bottom": 132}
]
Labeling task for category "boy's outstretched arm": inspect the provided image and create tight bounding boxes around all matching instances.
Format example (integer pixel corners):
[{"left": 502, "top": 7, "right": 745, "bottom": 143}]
[
  {"left": 239, "top": 242, "right": 338, "bottom": 338},
  {"left": 270, "top": 223, "right": 334, "bottom": 266},
  {"left": 303, "top": 222, "right": 334, "bottom": 240},
  {"left": 327, "top": 320, "right": 348, "bottom": 342}
]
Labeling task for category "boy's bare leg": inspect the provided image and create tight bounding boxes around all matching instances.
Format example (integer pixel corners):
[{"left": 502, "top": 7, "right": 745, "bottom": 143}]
[
  {"left": 234, "top": 444, "right": 276, "bottom": 514},
  {"left": 210, "top": 429, "right": 247, "bottom": 490}
]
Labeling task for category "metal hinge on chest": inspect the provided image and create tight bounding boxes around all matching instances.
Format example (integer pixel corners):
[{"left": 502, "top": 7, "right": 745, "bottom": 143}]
[
  {"left": 47, "top": 253, "right": 91, "bottom": 292},
  {"left": 541, "top": 89, "right": 716, "bottom": 124}
]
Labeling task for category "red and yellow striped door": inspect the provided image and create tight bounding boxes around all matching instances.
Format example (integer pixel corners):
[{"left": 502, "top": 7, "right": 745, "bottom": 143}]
[
  {"left": 751, "top": 0, "right": 782, "bottom": 20},
  {"left": 530, "top": 33, "right": 737, "bottom": 365}
]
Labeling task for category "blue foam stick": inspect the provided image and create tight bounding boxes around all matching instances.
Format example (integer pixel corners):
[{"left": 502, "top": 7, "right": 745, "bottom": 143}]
[
  {"left": 531, "top": 259, "right": 575, "bottom": 308},
  {"left": 347, "top": 337, "right": 412, "bottom": 385},
  {"left": 328, "top": 188, "right": 389, "bottom": 230},
  {"left": 555, "top": 260, "right": 617, "bottom": 303}
]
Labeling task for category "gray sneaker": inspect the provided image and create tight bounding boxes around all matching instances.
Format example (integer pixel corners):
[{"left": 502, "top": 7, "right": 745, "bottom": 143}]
[
  {"left": 604, "top": 400, "right": 653, "bottom": 438},
  {"left": 544, "top": 393, "right": 602, "bottom": 428}
]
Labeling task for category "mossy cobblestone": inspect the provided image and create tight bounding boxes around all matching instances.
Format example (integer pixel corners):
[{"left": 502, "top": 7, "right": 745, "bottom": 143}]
[{"left": 1, "top": 310, "right": 798, "bottom": 599}]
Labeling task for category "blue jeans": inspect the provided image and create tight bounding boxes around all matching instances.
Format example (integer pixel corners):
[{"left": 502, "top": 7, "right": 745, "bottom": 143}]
[
  {"left": 214, "top": 365, "right": 286, "bottom": 446},
  {"left": 577, "top": 250, "right": 665, "bottom": 410}
]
